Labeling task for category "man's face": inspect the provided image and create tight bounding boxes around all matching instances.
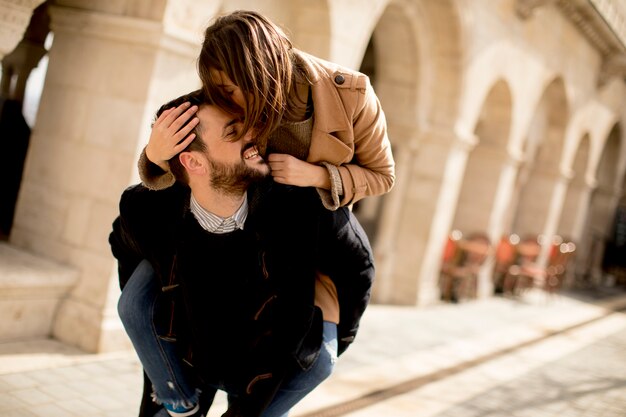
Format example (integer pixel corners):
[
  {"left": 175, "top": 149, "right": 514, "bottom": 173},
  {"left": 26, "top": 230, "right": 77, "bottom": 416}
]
[{"left": 196, "top": 105, "right": 269, "bottom": 194}]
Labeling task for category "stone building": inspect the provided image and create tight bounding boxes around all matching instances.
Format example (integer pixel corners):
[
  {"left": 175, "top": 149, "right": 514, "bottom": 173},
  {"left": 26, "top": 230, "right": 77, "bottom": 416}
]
[{"left": 1, "top": 0, "right": 625, "bottom": 353}]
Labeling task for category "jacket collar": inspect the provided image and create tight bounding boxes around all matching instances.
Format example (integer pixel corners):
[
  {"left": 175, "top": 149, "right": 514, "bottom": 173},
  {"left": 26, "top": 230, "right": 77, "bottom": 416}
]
[
  {"left": 294, "top": 49, "right": 352, "bottom": 134},
  {"left": 294, "top": 50, "right": 354, "bottom": 163}
]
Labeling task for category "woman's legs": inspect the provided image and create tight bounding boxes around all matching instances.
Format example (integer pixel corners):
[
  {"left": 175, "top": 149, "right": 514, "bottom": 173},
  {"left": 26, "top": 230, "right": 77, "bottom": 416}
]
[
  {"left": 260, "top": 322, "right": 338, "bottom": 417},
  {"left": 118, "top": 259, "right": 200, "bottom": 416}
]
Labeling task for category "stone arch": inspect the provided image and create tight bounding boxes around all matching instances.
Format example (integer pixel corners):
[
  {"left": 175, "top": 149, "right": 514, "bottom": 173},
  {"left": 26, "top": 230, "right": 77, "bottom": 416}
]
[
  {"left": 452, "top": 79, "right": 512, "bottom": 235},
  {"left": 1, "top": 2, "right": 51, "bottom": 238},
  {"left": 348, "top": 0, "right": 463, "bottom": 305},
  {"left": 577, "top": 124, "right": 622, "bottom": 280},
  {"left": 415, "top": 0, "right": 463, "bottom": 127},
  {"left": 594, "top": 123, "right": 622, "bottom": 218},
  {"left": 512, "top": 77, "right": 569, "bottom": 238},
  {"left": 365, "top": 0, "right": 420, "bottom": 138},
  {"left": 352, "top": 1, "right": 420, "bottom": 244}
]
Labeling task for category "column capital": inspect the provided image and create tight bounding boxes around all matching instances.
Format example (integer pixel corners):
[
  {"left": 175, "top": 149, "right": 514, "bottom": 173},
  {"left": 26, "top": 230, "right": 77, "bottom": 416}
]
[
  {"left": 560, "top": 168, "right": 575, "bottom": 182},
  {"left": 49, "top": 5, "right": 199, "bottom": 58},
  {"left": 515, "top": 0, "right": 555, "bottom": 19},
  {"left": 418, "top": 125, "right": 479, "bottom": 152},
  {"left": 599, "top": 54, "right": 626, "bottom": 86},
  {"left": 506, "top": 147, "right": 526, "bottom": 167},
  {"left": 585, "top": 174, "right": 599, "bottom": 189}
]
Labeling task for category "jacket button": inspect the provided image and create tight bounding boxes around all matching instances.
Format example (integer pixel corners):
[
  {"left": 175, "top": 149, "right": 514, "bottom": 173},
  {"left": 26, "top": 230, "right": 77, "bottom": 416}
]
[{"left": 334, "top": 74, "right": 345, "bottom": 85}]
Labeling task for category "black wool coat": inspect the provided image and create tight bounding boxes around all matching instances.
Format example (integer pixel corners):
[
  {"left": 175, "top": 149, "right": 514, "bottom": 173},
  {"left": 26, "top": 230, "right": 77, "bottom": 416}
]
[{"left": 109, "top": 180, "right": 375, "bottom": 417}]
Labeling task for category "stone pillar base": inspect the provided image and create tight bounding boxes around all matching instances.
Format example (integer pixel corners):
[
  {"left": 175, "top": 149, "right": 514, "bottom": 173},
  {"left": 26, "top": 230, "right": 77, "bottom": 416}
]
[
  {"left": 0, "top": 243, "right": 77, "bottom": 342},
  {"left": 52, "top": 297, "right": 132, "bottom": 352}
]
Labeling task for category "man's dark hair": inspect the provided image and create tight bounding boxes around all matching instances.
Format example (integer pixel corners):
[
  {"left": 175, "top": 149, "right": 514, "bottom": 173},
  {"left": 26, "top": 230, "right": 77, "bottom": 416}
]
[{"left": 155, "top": 89, "right": 208, "bottom": 184}]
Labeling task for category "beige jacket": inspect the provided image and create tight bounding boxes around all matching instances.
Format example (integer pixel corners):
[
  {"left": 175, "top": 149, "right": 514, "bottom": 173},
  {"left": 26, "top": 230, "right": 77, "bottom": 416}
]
[{"left": 138, "top": 49, "right": 395, "bottom": 206}]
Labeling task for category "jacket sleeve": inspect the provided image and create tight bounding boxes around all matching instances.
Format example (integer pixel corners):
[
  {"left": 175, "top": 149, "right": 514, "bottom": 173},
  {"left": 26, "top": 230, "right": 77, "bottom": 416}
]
[
  {"left": 109, "top": 189, "right": 145, "bottom": 290},
  {"left": 317, "top": 206, "right": 375, "bottom": 355},
  {"left": 137, "top": 147, "right": 177, "bottom": 191},
  {"left": 336, "top": 80, "right": 395, "bottom": 206},
  {"left": 109, "top": 184, "right": 184, "bottom": 289}
]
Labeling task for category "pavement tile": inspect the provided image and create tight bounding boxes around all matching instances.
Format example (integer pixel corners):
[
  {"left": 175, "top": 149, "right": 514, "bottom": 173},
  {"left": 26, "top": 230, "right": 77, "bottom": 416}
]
[
  {"left": 37, "top": 383, "right": 82, "bottom": 400},
  {"left": 44, "top": 365, "right": 91, "bottom": 380},
  {"left": 63, "top": 379, "right": 109, "bottom": 396},
  {"left": 1, "top": 409, "right": 38, "bottom": 417},
  {"left": 0, "top": 374, "right": 39, "bottom": 390},
  {"left": 57, "top": 398, "right": 105, "bottom": 415},
  {"left": 0, "top": 392, "right": 27, "bottom": 410},
  {"left": 9, "top": 388, "right": 55, "bottom": 406},
  {"left": 29, "top": 403, "right": 80, "bottom": 417},
  {"left": 82, "top": 393, "right": 128, "bottom": 411}
]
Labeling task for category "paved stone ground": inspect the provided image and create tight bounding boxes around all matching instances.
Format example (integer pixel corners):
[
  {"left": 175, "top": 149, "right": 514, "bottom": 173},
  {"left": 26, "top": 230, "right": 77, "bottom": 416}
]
[
  {"left": 339, "top": 305, "right": 626, "bottom": 417},
  {"left": 1, "top": 289, "right": 625, "bottom": 417},
  {"left": 439, "top": 328, "right": 626, "bottom": 417}
]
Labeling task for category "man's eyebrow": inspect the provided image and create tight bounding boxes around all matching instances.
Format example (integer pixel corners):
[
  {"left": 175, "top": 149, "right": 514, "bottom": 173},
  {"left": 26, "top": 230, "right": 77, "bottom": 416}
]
[{"left": 221, "top": 118, "right": 239, "bottom": 137}]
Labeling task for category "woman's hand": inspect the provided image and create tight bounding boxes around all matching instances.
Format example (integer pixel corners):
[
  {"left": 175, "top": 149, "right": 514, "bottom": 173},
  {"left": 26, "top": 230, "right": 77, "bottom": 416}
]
[
  {"left": 267, "top": 153, "right": 331, "bottom": 189},
  {"left": 146, "top": 102, "right": 200, "bottom": 171}
]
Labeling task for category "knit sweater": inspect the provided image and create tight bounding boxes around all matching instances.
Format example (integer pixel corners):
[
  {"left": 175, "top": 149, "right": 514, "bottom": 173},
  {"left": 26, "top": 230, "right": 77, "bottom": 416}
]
[{"left": 176, "top": 214, "right": 279, "bottom": 391}]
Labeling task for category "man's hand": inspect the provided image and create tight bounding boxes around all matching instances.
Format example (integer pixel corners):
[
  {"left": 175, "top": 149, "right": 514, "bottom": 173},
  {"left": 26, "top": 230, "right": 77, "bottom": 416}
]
[
  {"left": 267, "top": 154, "right": 331, "bottom": 189},
  {"left": 146, "top": 102, "right": 200, "bottom": 171}
]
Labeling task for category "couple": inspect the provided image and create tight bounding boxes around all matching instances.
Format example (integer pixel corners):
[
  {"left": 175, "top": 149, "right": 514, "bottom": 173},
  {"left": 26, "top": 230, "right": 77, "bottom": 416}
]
[{"left": 110, "top": 10, "right": 395, "bottom": 417}]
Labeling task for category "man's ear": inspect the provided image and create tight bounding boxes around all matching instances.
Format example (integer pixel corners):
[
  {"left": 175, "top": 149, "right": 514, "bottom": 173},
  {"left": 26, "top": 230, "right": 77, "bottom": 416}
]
[{"left": 179, "top": 152, "right": 206, "bottom": 176}]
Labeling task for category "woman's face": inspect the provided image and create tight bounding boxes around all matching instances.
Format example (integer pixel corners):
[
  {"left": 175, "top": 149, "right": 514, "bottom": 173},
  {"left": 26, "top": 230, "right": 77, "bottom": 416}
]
[{"left": 209, "top": 69, "right": 247, "bottom": 109}]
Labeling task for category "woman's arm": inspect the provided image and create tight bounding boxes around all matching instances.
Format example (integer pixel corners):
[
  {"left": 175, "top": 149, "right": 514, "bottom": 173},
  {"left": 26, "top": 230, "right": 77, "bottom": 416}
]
[
  {"left": 138, "top": 102, "right": 199, "bottom": 190},
  {"left": 267, "top": 83, "right": 395, "bottom": 210},
  {"left": 336, "top": 83, "right": 395, "bottom": 206}
]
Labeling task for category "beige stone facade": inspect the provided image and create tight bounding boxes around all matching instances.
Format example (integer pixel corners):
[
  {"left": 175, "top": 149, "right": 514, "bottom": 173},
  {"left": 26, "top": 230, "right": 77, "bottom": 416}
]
[{"left": 1, "top": 0, "right": 625, "bottom": 352}]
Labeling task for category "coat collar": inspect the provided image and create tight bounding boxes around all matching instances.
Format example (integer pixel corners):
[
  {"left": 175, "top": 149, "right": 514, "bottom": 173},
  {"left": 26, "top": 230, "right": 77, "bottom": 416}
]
[
  {"left": 294, "top": 50, "right": 353, "bottom": 163},
  {"left": 294, "top": 50, "right": 352, "bottom": 134}
]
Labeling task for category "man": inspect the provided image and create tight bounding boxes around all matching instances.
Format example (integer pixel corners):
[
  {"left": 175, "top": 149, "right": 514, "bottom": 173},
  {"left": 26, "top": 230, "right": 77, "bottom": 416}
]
[{"left": 110, "top": 90, "right": 374, "bottom": 417}]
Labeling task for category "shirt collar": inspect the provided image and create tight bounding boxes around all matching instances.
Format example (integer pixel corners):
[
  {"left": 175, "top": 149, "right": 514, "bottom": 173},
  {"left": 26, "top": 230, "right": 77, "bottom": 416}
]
[{"left": 189, "top": 193, "right": 248, "bottom": 234}]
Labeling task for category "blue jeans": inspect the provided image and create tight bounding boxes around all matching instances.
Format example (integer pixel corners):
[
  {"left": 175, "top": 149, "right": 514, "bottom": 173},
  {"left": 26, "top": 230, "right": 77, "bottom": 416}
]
[
  {"left": 118, "top": 260, "right": 337, "bottom": 417},
  {"left": 261, "top": 321, "right": 337, "bottom": 417},
  {"left": 118, "top": 260, "right": 199, "bottom": 411}
]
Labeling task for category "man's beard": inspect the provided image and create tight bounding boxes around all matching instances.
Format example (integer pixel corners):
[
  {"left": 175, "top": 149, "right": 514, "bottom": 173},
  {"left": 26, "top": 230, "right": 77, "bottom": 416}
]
[{"left": 207, "top": 157, "right": 267, "bottom": 196}]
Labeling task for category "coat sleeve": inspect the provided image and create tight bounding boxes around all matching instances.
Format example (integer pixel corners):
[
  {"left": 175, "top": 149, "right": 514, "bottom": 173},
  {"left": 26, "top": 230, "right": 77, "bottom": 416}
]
[
  {"left": 336, "top": 80, "right": 395, "bottom": 206},
  {"left": 317, "top": 206, "right": 375, "bottom": 355},
  {"left": 109, "top": 189, "right": 145, "bottom": 290},
  {"left": 109, "top": 184, "right": 184, "bottom": 289},
  {"left": 137, "top": 147, "right": 177, "bottom": 191}
]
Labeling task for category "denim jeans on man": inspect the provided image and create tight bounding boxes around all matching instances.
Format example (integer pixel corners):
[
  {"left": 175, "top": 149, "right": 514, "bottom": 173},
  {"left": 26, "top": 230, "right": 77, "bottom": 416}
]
[{"left": 118, "top": 260, "right": 337, "bottom": 417}]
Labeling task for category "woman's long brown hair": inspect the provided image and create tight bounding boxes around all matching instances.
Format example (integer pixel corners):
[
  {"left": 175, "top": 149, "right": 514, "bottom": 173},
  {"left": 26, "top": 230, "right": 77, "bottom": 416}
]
[{"left": 198, "top": 10, "right": 307, "bottom": 155}]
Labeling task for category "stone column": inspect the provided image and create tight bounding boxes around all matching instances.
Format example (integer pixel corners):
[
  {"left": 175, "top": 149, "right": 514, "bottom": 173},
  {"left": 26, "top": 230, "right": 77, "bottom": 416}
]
[
  {"left": 10, "top": 5, "right": 201, "bottom": 352},
  {"left": 0, "top": 0, "right": 45, "bottom": 60},
  {"left": 536, "top": 172, "right": 573, "bottom": 266},
  {"left": 570, "top": 177, "right": 599, "bottom": 278},
  {"left": 370, "top": 139, "right": 416, "bottom": 303},
  {"left": 474, "top": 152, "right": 525, "bottom": 298},
  {"left": 379, "top": 128, "right": 476, "bottom": 305},
  {"left": 571, "top": 177, "right": 598, "bottom": 243}
]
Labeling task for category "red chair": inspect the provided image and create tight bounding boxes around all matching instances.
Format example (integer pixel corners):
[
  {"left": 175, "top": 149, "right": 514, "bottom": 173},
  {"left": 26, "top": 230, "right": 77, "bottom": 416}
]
[
  {"left": 493, "top": 234, "right": 520, "bottom": 294},
  {"left": 544, "top": 237, "right": 576, "bottom": 293},
  {"left": 440, "top": 232, "right": 491, "bottom": 302},
  {"left": 504, "top": 235, "right": 576, "bottom": 295},
  {"left": 503, "top": 235, "right": 543, "bottom": 295}
]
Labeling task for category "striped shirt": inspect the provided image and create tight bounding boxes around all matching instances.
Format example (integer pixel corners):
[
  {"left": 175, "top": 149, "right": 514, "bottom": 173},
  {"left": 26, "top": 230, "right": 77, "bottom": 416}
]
[{"left": 189, "top": 193, "right": 248, "bottom": 234}]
